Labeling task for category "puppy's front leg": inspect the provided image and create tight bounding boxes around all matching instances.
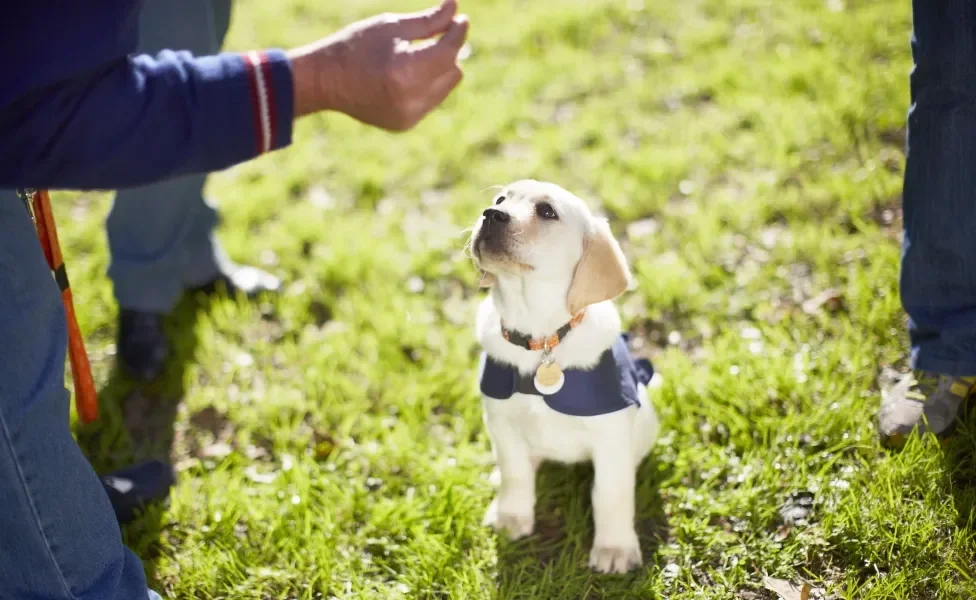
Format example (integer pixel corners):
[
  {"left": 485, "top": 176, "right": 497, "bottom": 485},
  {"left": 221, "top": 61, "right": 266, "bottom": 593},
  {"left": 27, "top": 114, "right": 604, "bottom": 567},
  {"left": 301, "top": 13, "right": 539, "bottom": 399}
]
[
  {"left": 589, "top": 445, "right": 641, "bottom": 573},
  {"left": 483, "top": 412, "right": 536, "bottom": 539}
]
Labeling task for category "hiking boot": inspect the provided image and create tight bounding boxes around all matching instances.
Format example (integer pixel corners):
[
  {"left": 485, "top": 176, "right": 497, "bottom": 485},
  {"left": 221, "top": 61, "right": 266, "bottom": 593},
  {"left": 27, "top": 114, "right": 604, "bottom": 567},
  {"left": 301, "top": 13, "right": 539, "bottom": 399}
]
[
  {"left": 100, "top": 459, "right": 176, "bottom": 524},
  {"left": 118, "top": 309, "right": 169, "bottom": 382},
  {"left": 878, "top": 370, "right": 976, "bottom": 448},
  {"left": 189, "top": 263, "right": 281, "bottom": 298}
]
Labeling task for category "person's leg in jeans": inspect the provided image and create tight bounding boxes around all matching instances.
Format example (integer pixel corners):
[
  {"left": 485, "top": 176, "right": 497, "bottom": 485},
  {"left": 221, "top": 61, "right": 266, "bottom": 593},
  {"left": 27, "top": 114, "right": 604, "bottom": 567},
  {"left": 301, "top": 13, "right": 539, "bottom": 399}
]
[
  {"left": 0, "top": 192, "right": 160, "bottom": 600},
  {"left": 880, "top": 0, "right": 976, "bottom": 446},
  {"left": 108, "top": 0, "right": 279, "bottom": 381}
]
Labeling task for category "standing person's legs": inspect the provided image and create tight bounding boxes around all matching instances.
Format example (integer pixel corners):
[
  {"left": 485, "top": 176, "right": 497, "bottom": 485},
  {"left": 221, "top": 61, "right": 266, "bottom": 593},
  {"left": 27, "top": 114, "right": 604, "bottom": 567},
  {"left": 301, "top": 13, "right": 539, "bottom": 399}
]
[
  {"left": 107, "top": 0, "right": 230, "bottom": 315},
  {"left": 107, "top": 0, "right": 278, "bottom": 381},
  {"left": 880, "top": 0, "right": 976, "bottom": 446},
  {"left": 0, "top": 192, "right": 159, "bottom": 600}
]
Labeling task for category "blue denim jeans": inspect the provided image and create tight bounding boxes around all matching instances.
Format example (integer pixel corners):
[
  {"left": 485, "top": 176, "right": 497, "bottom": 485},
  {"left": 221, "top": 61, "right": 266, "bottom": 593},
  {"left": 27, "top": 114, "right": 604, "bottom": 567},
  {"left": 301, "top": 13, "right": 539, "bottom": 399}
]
[
  {"left": 0, "top": 2, "right": 230, "bottom": 597},
  {"left": 902, "top": 0, "right": 976, "bottom": 375},
  {"left": 107, "top": 0, "right": 233, "bottom": 314},
  {"left": 0, "top": 195, "right": 158, "bottom": 599}
]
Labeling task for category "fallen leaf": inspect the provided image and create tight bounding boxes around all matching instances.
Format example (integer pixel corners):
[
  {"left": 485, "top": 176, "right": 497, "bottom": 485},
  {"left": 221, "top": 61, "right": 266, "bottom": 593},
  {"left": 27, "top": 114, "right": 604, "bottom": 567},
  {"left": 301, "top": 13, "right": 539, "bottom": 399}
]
[
  {"left": 174, "top": 457, "right": 201, "bottom": 472},
  {"left": 198, "top": 442, "right": 233, "bottom": 459},
  {"left": 244, "top": 465, "right": 278, "bottom": 485},
  {"left": 801, "top": 288, "right": 844, "bottom": 315},
  {"left": 779, "top": 491, "right": 815, "bottom": 525},
  {"left": 245, "top": 444, "right": 269, "bottom": 460},
  {"left": 774, "top": 523, "right": 793, "bottom": 542},
  {"left": 662, "top": 562, "right": 681, "bottom": 582},
  {"left": 762, "top": 576, "right": 812, "bottom": 600},
  {"left": 830, "top": 477, "right": 851, "bottom": 491}
]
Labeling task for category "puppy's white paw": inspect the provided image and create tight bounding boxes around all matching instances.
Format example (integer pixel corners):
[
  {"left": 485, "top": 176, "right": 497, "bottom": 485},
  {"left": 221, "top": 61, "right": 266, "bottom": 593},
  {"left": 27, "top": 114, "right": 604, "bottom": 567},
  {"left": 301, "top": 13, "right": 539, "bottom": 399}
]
[
  {"left": 483, "top": 497, "right": 534, "bottom": 540},
  {"left": 588, "top": 531, "right": 642, "bottom": 574}
]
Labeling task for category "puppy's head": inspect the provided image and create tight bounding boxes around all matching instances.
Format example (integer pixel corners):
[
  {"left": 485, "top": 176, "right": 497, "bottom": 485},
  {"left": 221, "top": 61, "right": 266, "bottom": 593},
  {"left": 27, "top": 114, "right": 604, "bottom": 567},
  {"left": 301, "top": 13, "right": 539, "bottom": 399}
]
[{"left": 471, "top": 179, "right": 631, "bottom": 314}]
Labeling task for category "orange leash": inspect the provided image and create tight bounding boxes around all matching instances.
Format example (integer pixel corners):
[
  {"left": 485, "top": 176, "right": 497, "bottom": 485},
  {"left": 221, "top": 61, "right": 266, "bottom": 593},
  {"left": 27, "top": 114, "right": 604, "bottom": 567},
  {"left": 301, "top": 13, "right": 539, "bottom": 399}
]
[{"left": 17, "top": 189, "right": 99, "bottom": 424}]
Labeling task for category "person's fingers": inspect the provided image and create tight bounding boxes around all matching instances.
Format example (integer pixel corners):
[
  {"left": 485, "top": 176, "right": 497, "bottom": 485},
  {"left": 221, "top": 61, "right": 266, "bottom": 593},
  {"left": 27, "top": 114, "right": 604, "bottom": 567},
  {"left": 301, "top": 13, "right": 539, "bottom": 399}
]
[
  {"left": 407, "top": 16, "right": 470, "bottom": 73},
  {"left": 395, "top": 0, "right": 458, "bottom": 41},
  {"left": 422, "top": 65, "right": 464, "bottom": 112}
]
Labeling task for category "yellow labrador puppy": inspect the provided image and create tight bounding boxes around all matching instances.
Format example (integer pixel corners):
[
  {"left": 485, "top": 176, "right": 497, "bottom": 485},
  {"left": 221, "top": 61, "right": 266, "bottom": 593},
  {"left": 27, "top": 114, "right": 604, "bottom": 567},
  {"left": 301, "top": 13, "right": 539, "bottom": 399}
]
[{"left": 470, "top": 179, "right": 660, "bottom": 574}]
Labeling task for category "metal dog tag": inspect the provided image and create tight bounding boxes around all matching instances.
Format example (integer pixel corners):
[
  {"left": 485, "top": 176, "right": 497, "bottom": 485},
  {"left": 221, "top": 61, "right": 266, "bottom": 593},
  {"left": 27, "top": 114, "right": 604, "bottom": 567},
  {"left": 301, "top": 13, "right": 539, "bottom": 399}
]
[{"left": 534, "top": 351, "right": 565, "bottom": 395}]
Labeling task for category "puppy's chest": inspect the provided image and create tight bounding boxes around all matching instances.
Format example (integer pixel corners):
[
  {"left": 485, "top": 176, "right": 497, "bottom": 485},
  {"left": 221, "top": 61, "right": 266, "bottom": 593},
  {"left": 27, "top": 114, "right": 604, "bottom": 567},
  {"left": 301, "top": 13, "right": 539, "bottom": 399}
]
[{"left": 491, "top": 394, "right": 600, "bottom": 463}]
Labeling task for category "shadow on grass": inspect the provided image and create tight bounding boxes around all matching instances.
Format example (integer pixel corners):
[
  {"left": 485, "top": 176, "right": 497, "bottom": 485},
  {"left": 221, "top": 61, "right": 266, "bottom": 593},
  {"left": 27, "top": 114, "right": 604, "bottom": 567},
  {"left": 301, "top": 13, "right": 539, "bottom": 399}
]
[
  {"left": 936, "top": 406, "right": 976, "bottom": 598},
  {"left": 941, "top": 407, "right": 976, "bottom": 528},
  {"left": 74, "top": 292, "right": 206, "bottom": 588},
  {"left": 493, "top": 456, "right": 672, "bottom": 599}
]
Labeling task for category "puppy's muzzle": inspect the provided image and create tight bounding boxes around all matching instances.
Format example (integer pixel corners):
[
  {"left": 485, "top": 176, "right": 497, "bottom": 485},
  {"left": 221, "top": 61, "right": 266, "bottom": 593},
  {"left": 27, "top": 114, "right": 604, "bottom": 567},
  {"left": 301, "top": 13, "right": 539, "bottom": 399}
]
[{"left": 475, "top": 208, "right": 510, "bottom": 256}]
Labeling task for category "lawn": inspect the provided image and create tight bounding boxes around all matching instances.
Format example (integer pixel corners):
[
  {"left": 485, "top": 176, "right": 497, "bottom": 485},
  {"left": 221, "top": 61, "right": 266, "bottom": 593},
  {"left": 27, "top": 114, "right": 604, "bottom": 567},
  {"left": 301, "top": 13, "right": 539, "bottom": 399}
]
[{"left": 55, "top": 0, "right": 976, "bottom": 598}]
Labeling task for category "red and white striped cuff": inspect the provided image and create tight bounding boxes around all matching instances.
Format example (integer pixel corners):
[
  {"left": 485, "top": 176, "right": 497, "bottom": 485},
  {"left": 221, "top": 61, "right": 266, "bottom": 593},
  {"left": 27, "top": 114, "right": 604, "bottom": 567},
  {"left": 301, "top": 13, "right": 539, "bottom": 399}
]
[{"left": 243, "top": 51, "right": 279, "bottom": 155}]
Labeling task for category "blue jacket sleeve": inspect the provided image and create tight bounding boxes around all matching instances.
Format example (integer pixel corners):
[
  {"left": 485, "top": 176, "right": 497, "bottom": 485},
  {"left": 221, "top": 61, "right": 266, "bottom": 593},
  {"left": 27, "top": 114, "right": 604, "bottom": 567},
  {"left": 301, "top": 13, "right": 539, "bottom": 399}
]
[{"left": 0, "top": 49, "right": 294, "bottom": 190}]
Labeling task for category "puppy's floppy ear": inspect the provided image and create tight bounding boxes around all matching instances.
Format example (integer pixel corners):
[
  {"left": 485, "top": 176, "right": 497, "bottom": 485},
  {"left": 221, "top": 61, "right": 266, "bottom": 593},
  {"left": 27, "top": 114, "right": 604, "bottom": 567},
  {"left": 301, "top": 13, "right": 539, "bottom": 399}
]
[
  {"left": 479, "top": 271, "right": 497, "bottom": 288},
  {"left": 567, "top": 218, "right": 631, "bottom": 314}
]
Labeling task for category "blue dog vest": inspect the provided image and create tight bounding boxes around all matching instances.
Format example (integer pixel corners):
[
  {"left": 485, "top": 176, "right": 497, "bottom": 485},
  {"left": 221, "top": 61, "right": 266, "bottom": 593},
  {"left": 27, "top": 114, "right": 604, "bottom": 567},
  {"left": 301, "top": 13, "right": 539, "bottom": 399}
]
[{"left": 478, "top": 334, "right": 655, "bottom": 417}]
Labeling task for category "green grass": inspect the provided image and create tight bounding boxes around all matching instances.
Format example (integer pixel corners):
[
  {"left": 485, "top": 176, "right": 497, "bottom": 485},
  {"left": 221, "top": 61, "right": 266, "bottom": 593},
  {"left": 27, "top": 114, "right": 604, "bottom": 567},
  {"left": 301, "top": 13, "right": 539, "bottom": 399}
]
[{"left": 54, "top": 0, "right": 976, "bottom": 597}]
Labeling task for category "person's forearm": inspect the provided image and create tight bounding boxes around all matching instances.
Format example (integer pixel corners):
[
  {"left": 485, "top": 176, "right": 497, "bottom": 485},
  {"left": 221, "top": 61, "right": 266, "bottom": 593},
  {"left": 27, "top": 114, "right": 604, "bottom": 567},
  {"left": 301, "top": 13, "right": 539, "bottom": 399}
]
[
  {"left": 0, "top": 0, "right": 468, "bottom": 191},
  {"left": 0, "top": 49, "right": 295, "bottom": 190}
]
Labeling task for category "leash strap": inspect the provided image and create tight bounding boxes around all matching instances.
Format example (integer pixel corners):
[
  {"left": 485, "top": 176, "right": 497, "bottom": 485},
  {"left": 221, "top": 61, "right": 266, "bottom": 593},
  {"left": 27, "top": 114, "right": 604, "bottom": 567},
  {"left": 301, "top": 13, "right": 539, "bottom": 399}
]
[{"left": 17, "top": 188, "right": 99, "bottom": 424}]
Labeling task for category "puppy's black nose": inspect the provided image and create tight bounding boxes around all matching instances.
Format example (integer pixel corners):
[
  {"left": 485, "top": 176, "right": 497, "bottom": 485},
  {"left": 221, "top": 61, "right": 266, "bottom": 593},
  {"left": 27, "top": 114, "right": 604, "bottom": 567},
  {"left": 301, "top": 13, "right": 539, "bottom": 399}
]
[{"left": 483, "top": 208, "right": 510, "bottom": 224}]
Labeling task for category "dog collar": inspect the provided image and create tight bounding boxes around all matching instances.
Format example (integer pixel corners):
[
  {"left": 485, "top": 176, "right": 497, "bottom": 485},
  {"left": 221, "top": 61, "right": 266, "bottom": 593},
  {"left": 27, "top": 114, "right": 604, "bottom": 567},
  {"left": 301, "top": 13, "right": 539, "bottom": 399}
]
[{"left": 501, "top": 310, "right": 586, "bottom": 351}]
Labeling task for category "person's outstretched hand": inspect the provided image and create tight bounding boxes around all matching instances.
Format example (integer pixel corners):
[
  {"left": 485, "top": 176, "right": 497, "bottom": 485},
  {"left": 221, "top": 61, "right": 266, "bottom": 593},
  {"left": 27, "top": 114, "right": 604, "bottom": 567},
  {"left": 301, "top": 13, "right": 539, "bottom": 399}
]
[{"left": 288, "top": 0, "right": 469, "bottom": 131}]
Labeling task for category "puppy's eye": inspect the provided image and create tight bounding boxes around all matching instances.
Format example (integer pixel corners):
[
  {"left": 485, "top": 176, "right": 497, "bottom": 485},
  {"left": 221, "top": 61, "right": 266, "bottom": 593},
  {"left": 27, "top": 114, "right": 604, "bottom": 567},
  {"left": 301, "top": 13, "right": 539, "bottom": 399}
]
[
  {"left": 494, "top": 195, "right": 505, "bottom": 205},
  {"left": 535, "top": 202, "right": 558, "bottom": 220}
]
